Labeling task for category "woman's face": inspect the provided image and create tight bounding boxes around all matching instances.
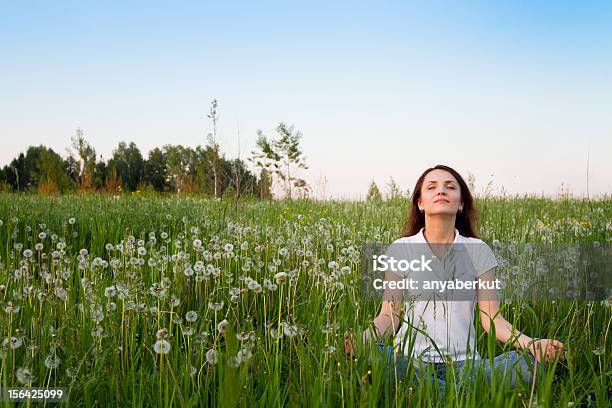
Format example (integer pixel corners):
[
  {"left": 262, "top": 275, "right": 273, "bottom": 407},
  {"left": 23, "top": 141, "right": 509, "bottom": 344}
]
[{"left": 418, "top": 169, "right": 463, "bottom": 216}]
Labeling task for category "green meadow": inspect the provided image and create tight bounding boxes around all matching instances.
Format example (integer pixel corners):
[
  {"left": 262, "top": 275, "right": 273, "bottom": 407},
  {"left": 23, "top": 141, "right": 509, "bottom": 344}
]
[{"left": 0, "top": 193, "right": 609, "bottom": 407}]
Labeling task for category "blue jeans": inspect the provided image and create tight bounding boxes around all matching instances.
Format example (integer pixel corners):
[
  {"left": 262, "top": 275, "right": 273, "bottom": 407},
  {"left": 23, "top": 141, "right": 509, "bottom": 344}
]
[{"left": 376, "top": 343, "right": 539, "bottom": 398}]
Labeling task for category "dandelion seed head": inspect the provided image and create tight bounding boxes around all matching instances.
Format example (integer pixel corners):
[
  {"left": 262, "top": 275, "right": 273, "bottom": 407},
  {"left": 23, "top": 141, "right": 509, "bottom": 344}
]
[
  {"left": 4, "top": 302, "right": 21, "bottom": 314},
  {"left": 104, "top": 286, "right": 117, "bottom": 298},
  {"left": 324, "top": 345, "right": 336, "bottom": 354},
  {"left": 185, "top": 310, "right": 198, "bottom": 323},
  {"left": 274, "top": 272, "right": 288, "bottom": 285},
  {"left": 153, "top": 339, "right": 171, "bottom": 354},
  {"left": 217, "top": 319, "right": 229, "bottom": 335},
  {"left": 44, "top": 355, "right": 61, "bottom": 369},
  {"left": 237, "top": 348, "right": 253, "bottom": 362},
  {"left": 208, "top": 301, "right": 224, "bottom": 311},
  {"left": 206, "top": 349, "right": 219, "bottom": 365},
  {"left": 236, "top": 331, "right": 250, "bottom": 341},
  {"left": 16, "top": 367, "right": 35, "bottom": 385},
  {"left": 4, "top": 336, "right": 23, "bottom": 350},
  {"left": 282, "top": 323, "right": 299, "bottom": 338}
]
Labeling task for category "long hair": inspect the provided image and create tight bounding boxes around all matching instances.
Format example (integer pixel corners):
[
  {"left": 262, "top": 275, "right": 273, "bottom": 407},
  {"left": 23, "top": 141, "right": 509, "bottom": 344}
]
[{"left": 400, "top": 165, "right": 479, "bottom": 238}]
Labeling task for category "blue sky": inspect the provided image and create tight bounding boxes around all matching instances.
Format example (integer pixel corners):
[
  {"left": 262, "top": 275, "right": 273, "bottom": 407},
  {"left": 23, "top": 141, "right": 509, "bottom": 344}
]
[{"left": 1, "top": 1, "right": 611, "bottom": 199}]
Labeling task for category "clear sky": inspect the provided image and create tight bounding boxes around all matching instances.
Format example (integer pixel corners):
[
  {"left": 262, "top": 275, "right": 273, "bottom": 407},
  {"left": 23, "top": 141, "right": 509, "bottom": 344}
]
[{"left": 1, "top": 1, "right": 611, "bottom": 199}]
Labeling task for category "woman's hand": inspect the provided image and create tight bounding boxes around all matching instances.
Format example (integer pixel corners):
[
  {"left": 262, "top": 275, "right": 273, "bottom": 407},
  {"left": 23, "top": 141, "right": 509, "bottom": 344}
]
[
  {"left": 528, "top": 338, "right": 565, "bottom": 363},
  {"left": 344, "top": 331, "right": 356, "bottom": 357}
]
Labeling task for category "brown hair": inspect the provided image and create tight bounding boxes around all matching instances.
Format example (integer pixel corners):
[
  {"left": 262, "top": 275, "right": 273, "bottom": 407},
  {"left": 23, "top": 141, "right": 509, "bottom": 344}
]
[{"left": 400, "top": 164, "right": 479, "bottom": 238}]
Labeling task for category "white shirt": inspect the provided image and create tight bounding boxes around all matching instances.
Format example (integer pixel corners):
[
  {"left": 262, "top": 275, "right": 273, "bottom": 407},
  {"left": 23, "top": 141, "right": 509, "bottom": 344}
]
[{"left": 388, "top": 227, "right": 498, "bottom": 363}]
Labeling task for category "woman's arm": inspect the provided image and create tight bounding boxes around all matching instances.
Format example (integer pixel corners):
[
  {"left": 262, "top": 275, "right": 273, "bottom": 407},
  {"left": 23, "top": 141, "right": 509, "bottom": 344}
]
[
  {"left": 363, "top": 298, "right": 403, "bottom": 342},
  {"left": 477, "top": 268, "right": 565, "bottom": 363},
  {"left": 345, "top": 270, "right": 403, "bottom": 356}
]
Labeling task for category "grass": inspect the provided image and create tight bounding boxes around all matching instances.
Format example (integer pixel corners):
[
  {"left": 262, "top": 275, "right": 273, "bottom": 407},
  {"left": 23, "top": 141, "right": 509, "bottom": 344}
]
[{"left": 0, "top": 193, "right": 609, "bottom": 407}]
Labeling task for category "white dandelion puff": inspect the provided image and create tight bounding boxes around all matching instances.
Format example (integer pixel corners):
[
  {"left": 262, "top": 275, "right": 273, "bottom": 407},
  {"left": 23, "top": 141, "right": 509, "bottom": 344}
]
[
  {"left": 217, "top": 319, "right": 229, "bottom": 335},
  {"left": 185, "top": 310, "right": 198, "bottom": 323},
  {"left": 92, "top": 310, "right": 104, "bottom": 323},
  {"left": 153, "top": 339, "right": 171, "bottom": 354},
  {"left": 246, "top": 278, "right": 261, "bottom": 292},
  {"left": 91, "top": 326, "right": 104, "bottom": 338},
  {"left": 208, "top": 301, "right": 224, "bottom": 312},
  {"left": 237, "top": 348, "right": 253, "bottom": 362},
  {"left": 282, "top": 322, "right": 300, "bottom": 338},
  {"left": 270, "top": 327, "right": 283, "bottom": 339},
  {"left": 324, "top": 345, "right": 336, "bottom": 354},
  {"left": 16, "top": 367, "right": 35, "bottom": 385},
  {"left": 236, "top": 332, "right": 250, "bottom": 341},
  {"left": 44, "top": 355, "right": 61, "bottom": 369},
  {"left": 156, "top": 328, "right": 169, "bottom": 340},
  {"left": 274, "top": 272, "right": 288, "bottom": 285},
  {"left": 4, "top": 336, "right": 23, "bottom": 349},
  {"left": 206, "top": 349, "right": 219, "bottom": 365},
  {"left": 104, "top": 286, "right": 117, "bottom": 298}
]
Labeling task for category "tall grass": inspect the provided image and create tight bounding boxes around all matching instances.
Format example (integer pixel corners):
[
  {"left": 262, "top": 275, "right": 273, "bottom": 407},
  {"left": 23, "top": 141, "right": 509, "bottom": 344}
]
[{"left": 0, "top": 193, "right": 609, "bottom": 407}]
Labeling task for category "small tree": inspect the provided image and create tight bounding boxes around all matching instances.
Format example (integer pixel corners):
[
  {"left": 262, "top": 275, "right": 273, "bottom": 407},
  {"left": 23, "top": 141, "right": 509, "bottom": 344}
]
[
  {"left": 250, "top": 123, "right": 308, "bottom": 200},
  {"left": 105, "top": 166, "right": 122, "bottom": 194},
  {"left": 258, "top": 168, "right": 272, "bottom": 200},
  {"left": 70, "top": 128, "right": 96, "bottom": 191},
  {"left": 366, "top": 180, "right": 382, "bottom": 201}
]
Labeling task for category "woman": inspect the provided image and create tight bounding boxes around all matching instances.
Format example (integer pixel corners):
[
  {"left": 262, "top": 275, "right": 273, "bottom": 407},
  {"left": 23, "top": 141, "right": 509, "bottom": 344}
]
[{"left": 345, "top": 164, "right": 565, "bottom": 396}]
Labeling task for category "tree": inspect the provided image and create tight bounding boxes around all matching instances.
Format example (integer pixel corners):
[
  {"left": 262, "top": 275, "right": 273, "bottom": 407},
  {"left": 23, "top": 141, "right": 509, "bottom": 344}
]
[
  {"left": 64, "top": 155, "right": 80, "bottom": 186},
  {"left": 70, "top": 128, "right": 97, "bottom": 190},
  {"left": 107, "top": 142, "right": 144, "bottom": 191},
  {"left": 34, "top": 146, "right": 73, "bottom": 194},
  {"left": 250, "top": 123, "right": 309, "bottom": 200},
  {"left": 143, "top": 148, "right": 168, "bottom": 192},
  {"left": 258, "top": 168, "right": 272, "bottom": 200},
  {"left": 0, "top": 146, "right": 72, "bottom": 193},
  {"left": 105, "top": 166, "right": 121, "bottom": 193},
  {"left": 163, "top": 145, "right": 192, "bottom": 193},
  {"left": 366, "top": 180, "right": 382, "bottom": 201},
  {"left": 192, "top": 146, "right": 213, "bottom": 195},
  {"left": 93, "top": 157, "right": 107, "bottom": 190},
  {"left": 3, "top": 153, "right": 29, "bottom": 191},
  {"left": 220, "top": 157, "right": 258, "bottom": 208}
]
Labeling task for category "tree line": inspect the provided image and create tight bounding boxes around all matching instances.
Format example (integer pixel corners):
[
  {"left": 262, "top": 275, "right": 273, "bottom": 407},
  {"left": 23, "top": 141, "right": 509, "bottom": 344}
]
[{"left": 0, "top": 100, "right": 311, "bottom": 202}]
